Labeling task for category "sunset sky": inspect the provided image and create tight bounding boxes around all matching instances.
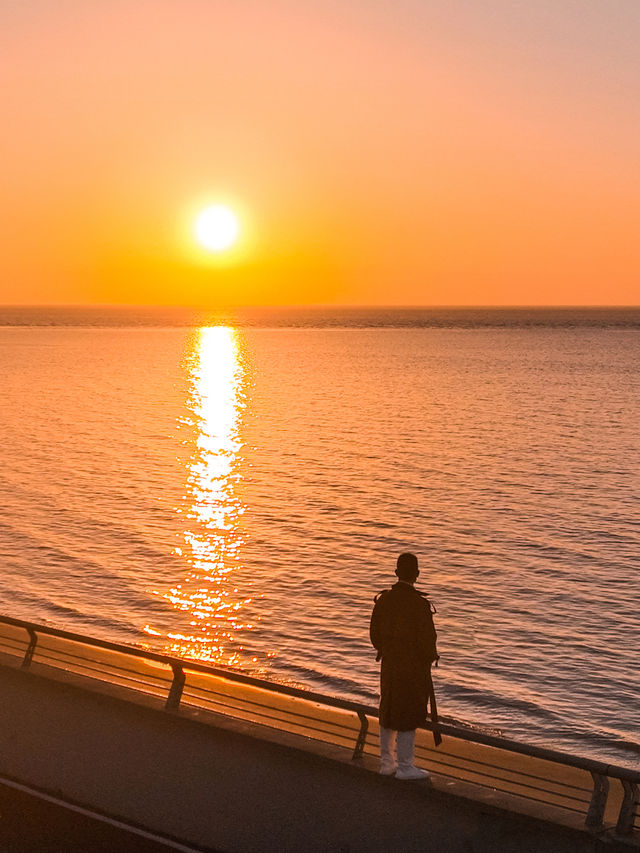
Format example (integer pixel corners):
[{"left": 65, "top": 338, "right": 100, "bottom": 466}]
[{"left": 2, "top": 1, "right": 639, "bottom": 306}]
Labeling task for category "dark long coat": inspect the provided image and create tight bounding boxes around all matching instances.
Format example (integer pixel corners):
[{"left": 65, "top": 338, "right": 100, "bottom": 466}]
[{"left": 369, "top": 582, "right": 438, "bottom": 731}]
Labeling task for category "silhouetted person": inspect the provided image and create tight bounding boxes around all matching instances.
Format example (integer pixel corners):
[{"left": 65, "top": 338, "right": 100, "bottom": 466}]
[{"left": 369, "top": 552, "right": 440, "bottom": 779}]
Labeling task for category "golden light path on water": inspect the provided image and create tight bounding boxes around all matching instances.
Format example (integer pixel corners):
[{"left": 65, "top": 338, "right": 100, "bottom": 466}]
[{"left": 145, "top": 326, "right": 259, "bottom": 666}]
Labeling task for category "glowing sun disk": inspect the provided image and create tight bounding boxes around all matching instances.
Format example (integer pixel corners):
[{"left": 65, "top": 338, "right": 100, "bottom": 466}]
[{"left": 195, "top": 205, "right": 239, "bottom": 251}]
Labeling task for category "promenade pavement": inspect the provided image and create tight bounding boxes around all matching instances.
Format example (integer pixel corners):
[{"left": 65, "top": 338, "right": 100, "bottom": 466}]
[{"left": 0, "top": 665, "right": 631, "bottom": 852}]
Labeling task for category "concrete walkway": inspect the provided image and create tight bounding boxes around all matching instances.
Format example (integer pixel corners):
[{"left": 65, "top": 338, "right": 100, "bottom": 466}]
[{"left": 0, "top": 665, "right": 630, "bottom": 852}]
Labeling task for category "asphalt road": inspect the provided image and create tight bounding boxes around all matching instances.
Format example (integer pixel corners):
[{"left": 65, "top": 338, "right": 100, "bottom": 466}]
[{"left": 0, "top": 780, "right": 215, "bottom": 853}]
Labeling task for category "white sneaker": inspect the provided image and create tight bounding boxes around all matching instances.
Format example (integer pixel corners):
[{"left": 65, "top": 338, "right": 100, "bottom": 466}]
[
  {"left": 395, "top": 766, "right": 430, "bottom": 780},
  {"left": 379, "top": 761, "right": 397, "bottom": 776}
]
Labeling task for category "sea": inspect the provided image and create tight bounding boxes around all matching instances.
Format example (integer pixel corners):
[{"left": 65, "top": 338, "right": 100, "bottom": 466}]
[{"left": 0, "top": 305, "right": 638, "bottom": 768}]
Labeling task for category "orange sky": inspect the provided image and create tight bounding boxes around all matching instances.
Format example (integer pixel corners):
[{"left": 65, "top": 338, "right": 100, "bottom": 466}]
[{"left": 1, "top": 0, "right": 639, "bottom": 306}]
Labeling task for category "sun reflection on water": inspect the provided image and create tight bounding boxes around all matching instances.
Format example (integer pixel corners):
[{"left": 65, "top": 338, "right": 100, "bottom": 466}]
[{"left": 145, "top": 326, "right": 256, "bottom": 665}]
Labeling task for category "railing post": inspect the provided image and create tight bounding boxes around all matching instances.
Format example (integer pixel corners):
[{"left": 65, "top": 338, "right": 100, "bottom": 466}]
[
  {"left": 615, "top": 780, "right": 638, "bottom": 836},
  {"left": 585, "top": 771, "right": 609, "bottom": 830},
  {"left": 165, "top": 663, "right": 185, "bottom": 712},
  {"left": 352, "top": 711, "right": 369, "bottom": 760},
  {"left": 21, "top": 628, "right": 38, "bottom": 670}
]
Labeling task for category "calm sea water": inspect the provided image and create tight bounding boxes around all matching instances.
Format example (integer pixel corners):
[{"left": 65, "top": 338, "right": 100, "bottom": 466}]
[{"left": 0, "top": 307, "right": 638, "bottom": 768}]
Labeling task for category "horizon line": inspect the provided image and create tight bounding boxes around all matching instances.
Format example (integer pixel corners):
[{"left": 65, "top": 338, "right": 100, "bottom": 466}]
[{"left": 2, "top": 303, "right": 640, "bottom": 311}]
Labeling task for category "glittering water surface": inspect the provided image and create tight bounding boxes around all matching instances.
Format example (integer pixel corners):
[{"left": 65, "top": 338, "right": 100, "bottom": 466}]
[
  {"left": 0, "top": 312, "right": 638, "bottom": 768},
  {"left": 146, "top": 327, "right": 253, "bottom": 664}
]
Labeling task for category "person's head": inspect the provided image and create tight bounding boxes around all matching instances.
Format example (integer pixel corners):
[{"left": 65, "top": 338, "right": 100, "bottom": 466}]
[{"left": 395, "top": 552, "right": 419, "bottom": 583}]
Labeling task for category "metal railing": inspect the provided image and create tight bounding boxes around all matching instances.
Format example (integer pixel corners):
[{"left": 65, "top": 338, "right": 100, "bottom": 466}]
[{"left": 0, "top": 614, "right": 637, "bottom": 838}]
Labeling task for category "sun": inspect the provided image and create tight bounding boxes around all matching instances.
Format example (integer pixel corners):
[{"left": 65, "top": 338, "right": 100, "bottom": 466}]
[{"left": 194, "top": 204, "right": 240, "bottom": 252}]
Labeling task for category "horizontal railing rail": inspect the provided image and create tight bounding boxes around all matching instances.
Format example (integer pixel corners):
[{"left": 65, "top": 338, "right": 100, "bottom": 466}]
[
  {"left": 0, "top": 613, "right": 637, "bottom": 838},
  {"left": 0, "top": 614, "right": 369, "bottom": 713}
]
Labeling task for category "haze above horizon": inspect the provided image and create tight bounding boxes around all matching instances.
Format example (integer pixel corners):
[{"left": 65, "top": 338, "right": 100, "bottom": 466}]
[{"left": 2, "top": 1, "right": 639, "bottom": 307}]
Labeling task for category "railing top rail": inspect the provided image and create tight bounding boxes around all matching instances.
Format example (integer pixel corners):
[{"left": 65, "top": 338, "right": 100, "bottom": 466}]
[
  {"left": 0, "top": 614, "right": 367, "bottom": 713},
  {"left": 422, "top": 721, "right": 640, "bottom": 784},
  {"left": 2, "top": 613, "right": 639, "bottom": 785}
]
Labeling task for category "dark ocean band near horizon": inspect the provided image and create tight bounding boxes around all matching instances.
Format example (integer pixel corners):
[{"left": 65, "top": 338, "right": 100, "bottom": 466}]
[
  {"left": 2, "top": 304, "right": 640, "bottom": 328},
  {"left": 0, "top": 305, "right": 638, "bottom": 770}
]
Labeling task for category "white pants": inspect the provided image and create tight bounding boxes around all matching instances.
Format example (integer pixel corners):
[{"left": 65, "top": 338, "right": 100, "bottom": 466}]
[
  {"left": 379, "top": 726, "right": 398, "bottom": 773},
  {"left": 380, "top": 727, "right": 419, "bottom": 771}
]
